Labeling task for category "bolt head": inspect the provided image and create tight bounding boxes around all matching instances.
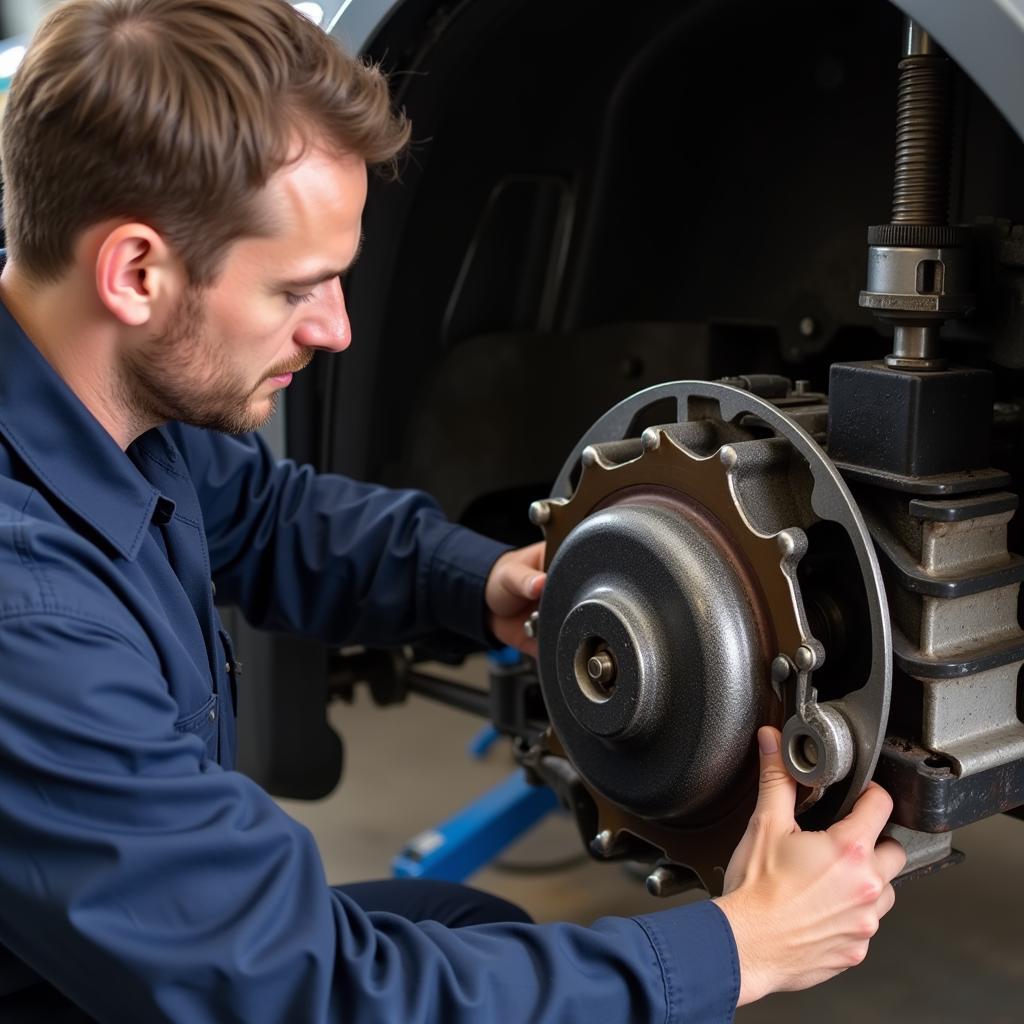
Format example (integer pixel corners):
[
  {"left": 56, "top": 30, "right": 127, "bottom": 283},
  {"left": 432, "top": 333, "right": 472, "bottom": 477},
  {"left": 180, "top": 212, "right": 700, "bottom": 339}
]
[
  {"left": 528, "top": 500, "right": 550, "bottom": 526},
  {"left": 586, "top": 651, "right": 616, "bottom": 686},
  {"left": 590, "top": 829, "right": 615, "bottom": 857},
  {"left": 795, "top": 645, "right": 815, "bottom": 671},
  {"left": 771, "top": 655, "right": 791, "bottom": 683},
  {"left": 645, "top": 867, "right": 669, "bottom": 897},
  {"left": 640, "top": 427, "right": 662, "bottom": 451}
]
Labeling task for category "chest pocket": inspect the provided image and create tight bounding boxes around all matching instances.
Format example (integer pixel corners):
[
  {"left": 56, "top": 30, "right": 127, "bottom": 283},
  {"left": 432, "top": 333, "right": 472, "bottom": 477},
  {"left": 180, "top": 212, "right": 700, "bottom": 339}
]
[{"left": 174, "top": 692, "right": 219, "bottom": 761}]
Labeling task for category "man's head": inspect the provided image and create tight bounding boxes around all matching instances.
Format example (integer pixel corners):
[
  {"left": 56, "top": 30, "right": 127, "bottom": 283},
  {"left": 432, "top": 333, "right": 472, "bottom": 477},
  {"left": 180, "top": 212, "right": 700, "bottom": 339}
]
[{"left": 0, "top": 0, "right": 409, "bottom": 436}]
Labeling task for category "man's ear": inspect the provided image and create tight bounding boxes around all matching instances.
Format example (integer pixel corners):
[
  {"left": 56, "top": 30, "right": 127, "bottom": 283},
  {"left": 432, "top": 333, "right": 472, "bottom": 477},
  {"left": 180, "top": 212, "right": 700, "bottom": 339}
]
[{"left": 94, "top": 224, "right": 185, "bottom": 327}]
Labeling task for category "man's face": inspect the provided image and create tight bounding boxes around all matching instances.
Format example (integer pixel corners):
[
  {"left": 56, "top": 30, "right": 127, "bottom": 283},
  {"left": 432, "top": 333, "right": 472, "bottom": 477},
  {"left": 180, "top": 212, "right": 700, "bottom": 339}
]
[{"left": 122, "top": 146, "right": 368, "bottom": 434}]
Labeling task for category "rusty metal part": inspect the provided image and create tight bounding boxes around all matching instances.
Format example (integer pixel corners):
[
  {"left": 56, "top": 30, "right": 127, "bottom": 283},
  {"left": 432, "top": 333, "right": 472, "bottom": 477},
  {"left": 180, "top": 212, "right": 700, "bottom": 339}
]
[
  {"left": 540, "top": 433, "right": 811, "bottom": 663},
  {"left": 531, "top": 381, "right": 892, "bottom": 894},
  {"left": 541, "top": 483, "right": 773, "bottom": 819}
]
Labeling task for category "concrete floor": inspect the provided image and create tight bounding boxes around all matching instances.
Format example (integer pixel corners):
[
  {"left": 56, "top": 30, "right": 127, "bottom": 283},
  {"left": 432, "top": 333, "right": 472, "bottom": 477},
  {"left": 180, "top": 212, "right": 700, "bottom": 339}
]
[{"left": 278, "top": 660, "right": 1024, "bottom": 1023}]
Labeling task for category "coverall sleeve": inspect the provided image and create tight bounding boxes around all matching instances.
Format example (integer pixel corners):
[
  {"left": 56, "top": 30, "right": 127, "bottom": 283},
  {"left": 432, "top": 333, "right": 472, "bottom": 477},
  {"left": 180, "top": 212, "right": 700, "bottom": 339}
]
[
  {"left": 0, "top": 605, "right": 741, "bottom": 1024},
  {"left": 167, "top": 423, "right": 510, "bottom": 654}
]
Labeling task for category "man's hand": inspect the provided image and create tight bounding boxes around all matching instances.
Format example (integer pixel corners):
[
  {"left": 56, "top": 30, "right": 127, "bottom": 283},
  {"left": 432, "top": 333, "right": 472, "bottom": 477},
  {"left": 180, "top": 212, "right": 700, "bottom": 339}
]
[
  {"left": 485, "top": 542, "right": 546, "bottom": 656},
  {"left": 713, "top": 727, "right": 906, "bottom": 1007}
]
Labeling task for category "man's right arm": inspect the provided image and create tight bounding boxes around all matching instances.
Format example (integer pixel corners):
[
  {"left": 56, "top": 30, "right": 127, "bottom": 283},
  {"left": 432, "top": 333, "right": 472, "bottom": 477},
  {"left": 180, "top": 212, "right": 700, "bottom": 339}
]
[
  {"left": 0, "top": 596, "right": 740, "bottom": 1023},
  {"left": 0, "top": 534, "right": 902, "bottom": 1022}
]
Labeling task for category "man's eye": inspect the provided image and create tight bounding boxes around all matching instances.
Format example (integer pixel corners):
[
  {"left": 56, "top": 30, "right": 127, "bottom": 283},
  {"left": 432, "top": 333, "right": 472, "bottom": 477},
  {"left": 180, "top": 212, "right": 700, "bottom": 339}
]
[{"left": 285, "top": 291, "right": 314, "bottom": 306}]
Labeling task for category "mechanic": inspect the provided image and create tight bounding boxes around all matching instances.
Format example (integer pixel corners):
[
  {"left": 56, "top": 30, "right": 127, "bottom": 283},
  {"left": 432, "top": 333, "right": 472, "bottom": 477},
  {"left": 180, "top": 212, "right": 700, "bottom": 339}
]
[{"left": 0, "top": 1, "right": 906, "bottom": 1021}]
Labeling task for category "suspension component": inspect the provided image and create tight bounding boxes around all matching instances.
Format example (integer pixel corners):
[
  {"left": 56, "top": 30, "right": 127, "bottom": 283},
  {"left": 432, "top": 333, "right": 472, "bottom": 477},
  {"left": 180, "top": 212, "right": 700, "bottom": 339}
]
[
  {"left": 831, "top": 13, "right": 1024, "bottom": 859},
  {"left": 858, "top": 17, "right": 973, "bottom": 371}
]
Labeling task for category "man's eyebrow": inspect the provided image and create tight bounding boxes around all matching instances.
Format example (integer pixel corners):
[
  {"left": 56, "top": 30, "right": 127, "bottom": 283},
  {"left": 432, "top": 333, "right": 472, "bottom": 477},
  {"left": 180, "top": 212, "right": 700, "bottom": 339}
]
[{"left": 274, "top": 234, "right": 365, "bottom": 291}]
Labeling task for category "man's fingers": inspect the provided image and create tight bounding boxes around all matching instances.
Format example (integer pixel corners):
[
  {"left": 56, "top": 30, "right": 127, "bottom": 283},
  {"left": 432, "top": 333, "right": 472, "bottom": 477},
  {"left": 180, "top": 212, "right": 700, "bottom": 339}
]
[
  {"left": 518, "top": 637, "right": 538, "bottom": 659},
  {"left": 873, "top": 837, "right": 907, "bottom": 883},
  {"left": 486, "top": 545, "right": 547, "bottom": 617},
  {"left": 524, "top": 540, "right": 546, "bottom": 570},
  {"left": 875, "top": 882, "right": 897, "bottom": 919},
  {"left": 828, "top": 782, "right": 894, "bottom": 845},
  {"left": 498, "top": 544, "right": 546, "bottom": 600},
  {"left": 752, "top": 727, "right": 798, "bottom": 825}
]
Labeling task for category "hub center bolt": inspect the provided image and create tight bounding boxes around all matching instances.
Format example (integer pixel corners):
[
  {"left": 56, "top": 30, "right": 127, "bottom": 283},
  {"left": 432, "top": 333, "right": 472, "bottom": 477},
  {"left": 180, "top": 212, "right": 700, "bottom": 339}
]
[{"left": 586, "top": 651, "right": 617, "bottom": 690}]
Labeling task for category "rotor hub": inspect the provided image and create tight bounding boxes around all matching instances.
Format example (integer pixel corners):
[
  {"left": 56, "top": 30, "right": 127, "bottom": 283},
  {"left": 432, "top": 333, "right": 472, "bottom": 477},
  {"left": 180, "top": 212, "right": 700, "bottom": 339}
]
[
  {"left": 542, "top": 492, "right": 771, "bottom": 820},
  {"left": 528, "top": 381, "right": 892, "bottom": 892}
]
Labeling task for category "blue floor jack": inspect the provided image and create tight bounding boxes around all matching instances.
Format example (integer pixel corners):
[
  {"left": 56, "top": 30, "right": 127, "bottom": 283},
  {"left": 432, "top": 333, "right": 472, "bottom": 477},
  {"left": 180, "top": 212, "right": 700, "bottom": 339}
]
[{"left": 392, "top": 648, "right": 560, "bottom": 882}]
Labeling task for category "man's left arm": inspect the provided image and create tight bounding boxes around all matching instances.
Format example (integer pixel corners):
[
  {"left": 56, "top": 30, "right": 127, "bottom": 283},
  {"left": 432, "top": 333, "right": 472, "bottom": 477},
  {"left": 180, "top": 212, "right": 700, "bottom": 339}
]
[{"left": 168, "top": 424, "right": 544, "bottom": 655}]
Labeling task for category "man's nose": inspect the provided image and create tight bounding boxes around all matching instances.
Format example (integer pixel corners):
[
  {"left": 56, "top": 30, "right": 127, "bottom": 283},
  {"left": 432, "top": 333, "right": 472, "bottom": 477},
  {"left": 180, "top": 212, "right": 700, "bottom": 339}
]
[{"left": 294, "top": 277, "right": 350, "bottom": 353}]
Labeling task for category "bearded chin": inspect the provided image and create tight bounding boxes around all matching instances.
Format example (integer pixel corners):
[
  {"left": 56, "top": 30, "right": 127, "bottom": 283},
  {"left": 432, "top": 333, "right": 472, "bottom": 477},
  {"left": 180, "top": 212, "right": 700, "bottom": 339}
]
[{"left": 119, "top": 287, "right": 279, "bottom": 436}]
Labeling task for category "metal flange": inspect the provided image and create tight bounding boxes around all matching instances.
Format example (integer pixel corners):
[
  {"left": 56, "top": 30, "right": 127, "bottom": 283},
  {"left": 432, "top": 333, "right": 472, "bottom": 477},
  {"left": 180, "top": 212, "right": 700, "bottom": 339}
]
[{"left": 530, "top": 381, "right": 892, "bottom": 892}]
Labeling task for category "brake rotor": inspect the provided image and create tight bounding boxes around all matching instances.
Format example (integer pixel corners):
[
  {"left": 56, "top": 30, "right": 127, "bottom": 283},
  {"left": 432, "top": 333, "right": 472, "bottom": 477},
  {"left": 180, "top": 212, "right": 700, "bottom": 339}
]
[{"left": 529, "top": 381, "right": 891, "bottom": 893}]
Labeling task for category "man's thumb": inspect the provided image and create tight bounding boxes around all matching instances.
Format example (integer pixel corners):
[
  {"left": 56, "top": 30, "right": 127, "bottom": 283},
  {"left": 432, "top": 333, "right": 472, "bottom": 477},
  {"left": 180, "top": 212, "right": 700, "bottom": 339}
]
[
  {"left": 522, "top": 572, "right": 545, "bottom": 600},
  {"left": 753, "top": 727, "right": 797, "bottom": 822}
]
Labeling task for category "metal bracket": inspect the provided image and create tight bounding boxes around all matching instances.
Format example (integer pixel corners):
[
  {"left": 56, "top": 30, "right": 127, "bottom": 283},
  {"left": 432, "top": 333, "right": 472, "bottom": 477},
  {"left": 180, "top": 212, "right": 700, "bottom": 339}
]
[{"left": 775, "top": 640, "right": 855, "bottom": 810}]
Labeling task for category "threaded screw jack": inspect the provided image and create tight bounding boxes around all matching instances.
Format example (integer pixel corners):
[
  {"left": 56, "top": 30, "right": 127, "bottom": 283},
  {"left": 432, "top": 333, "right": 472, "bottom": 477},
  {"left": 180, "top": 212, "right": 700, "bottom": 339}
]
[{"left": 891, "top": 47, "right": 954, "bottom": 224}]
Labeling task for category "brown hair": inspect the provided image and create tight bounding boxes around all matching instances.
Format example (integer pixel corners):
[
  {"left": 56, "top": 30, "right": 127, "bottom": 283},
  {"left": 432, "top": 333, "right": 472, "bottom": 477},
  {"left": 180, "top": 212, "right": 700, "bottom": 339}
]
[{"left": 0, "top": 0, "right": 410, "bottom": 285}]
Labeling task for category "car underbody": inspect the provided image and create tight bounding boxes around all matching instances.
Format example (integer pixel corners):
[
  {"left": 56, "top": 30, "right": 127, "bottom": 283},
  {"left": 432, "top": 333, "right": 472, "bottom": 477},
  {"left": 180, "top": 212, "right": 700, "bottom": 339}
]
[{"left": 230, "top": 0, "right": 1024, "bottom": 892}]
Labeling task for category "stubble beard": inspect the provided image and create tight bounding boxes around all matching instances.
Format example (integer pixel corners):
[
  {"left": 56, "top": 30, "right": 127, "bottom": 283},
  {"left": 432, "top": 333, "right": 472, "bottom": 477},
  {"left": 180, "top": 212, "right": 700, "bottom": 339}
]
[{"left": 119, "top": 285, "right": 276, "bottom": 436}]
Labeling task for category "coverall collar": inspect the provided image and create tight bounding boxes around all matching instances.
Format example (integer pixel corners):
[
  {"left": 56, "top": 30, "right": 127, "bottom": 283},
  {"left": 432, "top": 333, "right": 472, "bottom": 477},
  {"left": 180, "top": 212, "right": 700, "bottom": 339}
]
[{"left": 0, "top": 293, "right": 167, "bottom": 561}]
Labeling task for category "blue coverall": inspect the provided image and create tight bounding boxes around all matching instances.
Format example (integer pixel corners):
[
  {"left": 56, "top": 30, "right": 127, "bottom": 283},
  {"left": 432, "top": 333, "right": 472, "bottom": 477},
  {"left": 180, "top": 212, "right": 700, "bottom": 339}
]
[{"left": 0, "top": 297, "right": 740, "bottom": 1022}]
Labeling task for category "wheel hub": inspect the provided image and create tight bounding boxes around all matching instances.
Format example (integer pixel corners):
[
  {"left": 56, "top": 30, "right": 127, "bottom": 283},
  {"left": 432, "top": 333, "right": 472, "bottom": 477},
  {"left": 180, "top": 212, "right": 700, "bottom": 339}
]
[
  {"left": 543, "top": 492, "right": 771, "bottom": 821},
  {"left": 529, "top": 381, "right": 892, "bottom": 892}
]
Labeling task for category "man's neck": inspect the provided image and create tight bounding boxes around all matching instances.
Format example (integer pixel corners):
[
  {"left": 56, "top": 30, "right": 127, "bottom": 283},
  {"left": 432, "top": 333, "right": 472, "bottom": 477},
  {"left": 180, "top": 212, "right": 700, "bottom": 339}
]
[{"left": 0, "top": 262, "right": 144, "bottom": 450}]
